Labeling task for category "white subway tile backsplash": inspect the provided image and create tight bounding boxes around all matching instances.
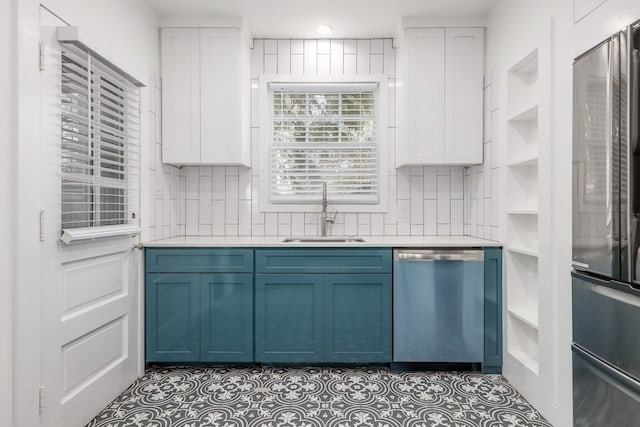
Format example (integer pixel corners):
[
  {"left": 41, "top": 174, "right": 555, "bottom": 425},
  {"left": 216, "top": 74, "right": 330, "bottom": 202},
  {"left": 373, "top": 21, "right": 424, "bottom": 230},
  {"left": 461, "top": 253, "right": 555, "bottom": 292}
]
[
  {"left": 343, "top": 54, "right": 356, "bottom": 74},
  {"left": 264, "top": 39, "right": 278, "bottom": 55},
  {"left": 291, "top": 213, "right": 305, "bottom": 235},
  {"left": 239, "top": 200, "right": 251, "bottom": 236},
  {"left": 370, "top": 54, "right": 383, "bottom": 74},
  {"left": 291, "top": 39, "right": 304, "bottom": 54},
  {"left": 185, "top": 199, "right": 198, "bottom": 235},
  {"left": 397, "top": 168, "right": 410, "bottom": 200},
  {"left": 344, "top": 39, "right": 357, "bottom": 55},
  {"left": 451, "top": 200, "right": 464, "bottom": 235},
  {"left": 330, "top": 40, "right": 343, "bottom": 75},
  {"left": 424, "top": 199, "right": 437, "bottom": 235},
  {"left": 265, "top": 213, "right": 278, "bottom": 235},
  {"left": 317, "top": 54, "right": 330, "bottom": 74},
  {"left": 356, "top": 39, "right": 370, "bottom": 74},
  {"left": 265, "top": 54, "right": 277, "bottom": 74},
  {"left": 291, "top": 54, "right": 304, "bottom": 74},
  {"left": 147, "top": 38, "right": 498, "bottom": 242},
  {"left": 344, "top": 213, "right": 358, "bottom": 235},
  {"left": 384, "top": 224, "right": 397, "bottom": 236},
  {"left": 371, "top": 213, "right": 384, "bottom": 236},
  {"left": 410, "top": 176, "right": 423, "bottom": 225},
  {"left": 304, "top": 40, "right": 317, "bottom": 75},
  {"left": 317, "top": 39, "right": 330, "bottom": 55},
  {"left": 277, "top": 40, "right": 291, "bottom": 74}
]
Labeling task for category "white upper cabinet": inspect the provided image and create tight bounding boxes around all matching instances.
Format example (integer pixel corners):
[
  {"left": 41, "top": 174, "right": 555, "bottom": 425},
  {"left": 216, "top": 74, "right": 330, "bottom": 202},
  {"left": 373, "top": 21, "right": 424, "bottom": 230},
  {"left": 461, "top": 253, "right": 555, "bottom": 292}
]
[
  {"left": 396, "top": 27, "right": 484, "bottom": 166},
  {"left": 161, "top": 27, "right": 251, "bottom": 166}
]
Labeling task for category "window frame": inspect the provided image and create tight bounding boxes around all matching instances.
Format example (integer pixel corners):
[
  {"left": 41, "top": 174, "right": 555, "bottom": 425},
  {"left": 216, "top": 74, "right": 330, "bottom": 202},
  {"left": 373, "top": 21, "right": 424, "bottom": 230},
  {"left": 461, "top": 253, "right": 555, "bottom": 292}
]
[{"left": 258, "top": 74, "right": 389, "bottom": 213}]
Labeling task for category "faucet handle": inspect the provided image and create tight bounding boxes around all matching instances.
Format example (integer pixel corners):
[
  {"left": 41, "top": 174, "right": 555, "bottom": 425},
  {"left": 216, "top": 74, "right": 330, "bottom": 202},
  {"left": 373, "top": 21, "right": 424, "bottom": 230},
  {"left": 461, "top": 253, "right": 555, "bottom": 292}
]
[{"left": 326, "top": 210, "right": 338, "bottom": 224}]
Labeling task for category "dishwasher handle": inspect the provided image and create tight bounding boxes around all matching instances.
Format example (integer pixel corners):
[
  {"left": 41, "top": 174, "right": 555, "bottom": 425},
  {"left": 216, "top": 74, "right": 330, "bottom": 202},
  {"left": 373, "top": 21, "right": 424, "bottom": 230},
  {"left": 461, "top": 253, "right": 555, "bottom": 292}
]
[{"left": 393, "top": 249, "right": 484, "bottom": 262}]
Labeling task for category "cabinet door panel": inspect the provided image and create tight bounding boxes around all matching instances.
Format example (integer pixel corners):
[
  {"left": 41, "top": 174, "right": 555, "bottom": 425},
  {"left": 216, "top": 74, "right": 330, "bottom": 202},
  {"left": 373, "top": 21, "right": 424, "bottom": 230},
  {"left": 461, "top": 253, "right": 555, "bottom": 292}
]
[
  {"left": 201, "top": 274, "right": 253, "bottom": 362},
  {"left": 403, "top": 28, "right": 445, "bottom": 165},
  {"left": 483, "top": 248, "right": 503, "bottom": 373},
  {"left": 200, "top": 28, "right": 240, "bottom": 164},
  {"left": 324, "top": 274, "right": 392, "bottom": 363},
  {"left": 161, "top": 28, "right": 201, "bottom": 164},
  {"left": 145, "top": 273, "right": 200, "bottom": 362},
  {"left": 255, "top": 274, "right": 323, "bottom": 363},
  {"left": 445, "top": 28, "right": 484, "bottom": 164}
]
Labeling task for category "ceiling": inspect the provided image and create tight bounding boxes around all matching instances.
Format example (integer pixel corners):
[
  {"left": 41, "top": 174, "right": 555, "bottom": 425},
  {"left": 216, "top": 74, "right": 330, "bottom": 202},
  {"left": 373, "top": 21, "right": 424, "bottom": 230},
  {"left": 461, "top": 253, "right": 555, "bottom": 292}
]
[{"left": 144, "top": 0, "right": 498, "bottom": 38}]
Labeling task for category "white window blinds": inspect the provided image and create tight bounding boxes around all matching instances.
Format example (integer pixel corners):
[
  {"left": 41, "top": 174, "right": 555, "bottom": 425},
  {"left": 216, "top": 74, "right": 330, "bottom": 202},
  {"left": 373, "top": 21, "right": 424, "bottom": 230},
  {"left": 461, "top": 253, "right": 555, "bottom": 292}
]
[
  {"left": 269, "top": 83, "right": 379, "bottom": 203},
  {"left": 60, "top": 43, "right": 140, "bottom": 232}
]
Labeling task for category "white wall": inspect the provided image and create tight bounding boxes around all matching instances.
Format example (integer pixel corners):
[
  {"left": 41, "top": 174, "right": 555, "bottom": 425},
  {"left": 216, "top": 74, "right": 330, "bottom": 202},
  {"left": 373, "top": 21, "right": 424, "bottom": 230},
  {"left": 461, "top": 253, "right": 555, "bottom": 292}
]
[
  {"left": 464, "top": 71, "right": 500, "bottom": 241},
  {"left": 484, "top": 0, "right": 577, "bottom": 425},
  {"left": 0, "top": 0, "right": 16, "bottom": 424},
  {"left": 176, "top": 38, "right": 493, "bottom": 239}
]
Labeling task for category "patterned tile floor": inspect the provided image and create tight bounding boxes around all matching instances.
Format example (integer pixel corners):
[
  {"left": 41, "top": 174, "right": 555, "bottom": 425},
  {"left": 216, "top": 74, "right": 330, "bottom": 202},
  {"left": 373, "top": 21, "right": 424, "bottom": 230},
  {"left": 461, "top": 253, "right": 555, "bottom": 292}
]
[{"left": 87, "top": 366, "right": 553, "bottom": 427}]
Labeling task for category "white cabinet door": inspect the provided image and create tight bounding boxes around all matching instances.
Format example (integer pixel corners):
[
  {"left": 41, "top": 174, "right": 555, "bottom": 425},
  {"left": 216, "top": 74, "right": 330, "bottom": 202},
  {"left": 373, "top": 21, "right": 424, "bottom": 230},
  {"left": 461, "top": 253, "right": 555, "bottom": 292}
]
[
  {"left": 396, "top": 27, "right": 483, "bottom": 167},
  {"left": 201, "top": 28, "right": 241, "bottom": 164},
  {"left": 445, "top": 28, "right": 484, "bottom": 164},
  {"left": 161, "top": 28, "right": 201, "bottom": 164},
  {"left": 398, "top": 28, "right": 446, "bottom": 166}
]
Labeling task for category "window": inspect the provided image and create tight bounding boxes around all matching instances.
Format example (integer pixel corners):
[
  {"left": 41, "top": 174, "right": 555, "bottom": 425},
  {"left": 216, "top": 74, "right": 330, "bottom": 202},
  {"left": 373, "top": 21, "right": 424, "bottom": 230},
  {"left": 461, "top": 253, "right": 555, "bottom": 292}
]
[
  {"left": 60, "top": 42, "right": 141, "bottom": 240},
  {"left": 260, "top": 77, "right": 388, "bottom": 211}
]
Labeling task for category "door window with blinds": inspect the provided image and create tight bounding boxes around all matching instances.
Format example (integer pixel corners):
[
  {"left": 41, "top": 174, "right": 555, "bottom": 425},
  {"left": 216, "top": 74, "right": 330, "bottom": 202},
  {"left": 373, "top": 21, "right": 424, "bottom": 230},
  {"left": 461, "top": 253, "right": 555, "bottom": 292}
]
[
  {"left": 60, "top": 42, "right": 141, "bottom": 239},
  {"left": 265, "top": 81, "right": 385, "bottom": 207}
]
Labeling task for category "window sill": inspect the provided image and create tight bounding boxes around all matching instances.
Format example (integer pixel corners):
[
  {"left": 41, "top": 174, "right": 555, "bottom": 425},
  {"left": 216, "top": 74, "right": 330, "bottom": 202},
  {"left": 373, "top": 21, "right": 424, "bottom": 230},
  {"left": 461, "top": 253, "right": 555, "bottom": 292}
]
[{"left": 60, "top": 224, "right": 141, "bottom": 244}]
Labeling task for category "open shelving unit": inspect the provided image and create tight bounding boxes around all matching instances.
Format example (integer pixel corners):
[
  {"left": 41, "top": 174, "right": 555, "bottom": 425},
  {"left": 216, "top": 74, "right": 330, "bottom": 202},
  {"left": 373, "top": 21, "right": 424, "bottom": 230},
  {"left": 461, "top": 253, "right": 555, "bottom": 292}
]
[{"left": 505, "top": 48, "right": 541, "bottom": 375}]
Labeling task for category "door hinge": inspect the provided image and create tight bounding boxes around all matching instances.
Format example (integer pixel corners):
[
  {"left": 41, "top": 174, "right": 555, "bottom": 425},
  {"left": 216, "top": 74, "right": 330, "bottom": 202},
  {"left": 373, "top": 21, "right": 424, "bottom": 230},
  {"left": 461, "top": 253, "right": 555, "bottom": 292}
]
[
  {"left": 39, "top": 43, "right": 45, "bottom": 71},
  {"left": 39, "top": 209, "right": 45, "bottom": 242},
  {"left": 38, "top": 386, "right": 45, "bottom": 414}
]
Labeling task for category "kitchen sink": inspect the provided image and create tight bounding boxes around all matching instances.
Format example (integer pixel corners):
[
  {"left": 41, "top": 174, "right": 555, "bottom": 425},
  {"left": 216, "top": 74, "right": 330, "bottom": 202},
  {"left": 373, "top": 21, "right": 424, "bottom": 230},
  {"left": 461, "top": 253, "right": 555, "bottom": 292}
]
[{"left": 282, "top": 236, "right": 366, "bottom": 243}]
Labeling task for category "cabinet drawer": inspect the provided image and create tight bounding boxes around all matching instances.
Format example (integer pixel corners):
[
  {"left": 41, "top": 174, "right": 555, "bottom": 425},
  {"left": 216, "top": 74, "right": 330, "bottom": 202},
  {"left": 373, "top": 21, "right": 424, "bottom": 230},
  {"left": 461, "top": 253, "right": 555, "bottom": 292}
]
[
  {"left": 255, "top": 248, "right": 392, "bottom": 274},
  {"left": 146, "top": 248, "right": 253, "bottom": 273}
]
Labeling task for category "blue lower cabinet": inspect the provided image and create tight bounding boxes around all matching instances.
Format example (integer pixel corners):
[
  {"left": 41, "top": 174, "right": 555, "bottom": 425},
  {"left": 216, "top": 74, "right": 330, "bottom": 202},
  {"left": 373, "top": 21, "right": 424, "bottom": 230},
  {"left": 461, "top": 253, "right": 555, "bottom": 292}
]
[
  {"left": 201, "top": 274, "right": 254, "bottom": 363},
  {"left": 146, "top": 273, "right": 200, "bottom": 362},
  {"left": 255, "top": 274, "right": 324, "bottom": 363},
  {"left": 483, "top": 248, "right": 503, "bottom": 374},
  {"left": 324, "top": 274, "right": 392, "bottom": 363}
]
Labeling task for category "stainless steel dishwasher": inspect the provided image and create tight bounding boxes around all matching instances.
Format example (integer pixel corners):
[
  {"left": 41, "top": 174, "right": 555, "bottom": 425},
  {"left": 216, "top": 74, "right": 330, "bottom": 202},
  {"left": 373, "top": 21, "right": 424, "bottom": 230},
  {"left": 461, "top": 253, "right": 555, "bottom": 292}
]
[{"left": 393, "top": 249, "right": 484, "bottom": 363}]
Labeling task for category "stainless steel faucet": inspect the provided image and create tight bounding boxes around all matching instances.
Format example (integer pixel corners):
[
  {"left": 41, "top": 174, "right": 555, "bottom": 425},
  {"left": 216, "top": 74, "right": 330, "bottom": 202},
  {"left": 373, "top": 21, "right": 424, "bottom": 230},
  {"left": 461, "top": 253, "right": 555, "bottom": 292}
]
[{"left": 321, "top": 182, "right": 337, "bottom": 237}]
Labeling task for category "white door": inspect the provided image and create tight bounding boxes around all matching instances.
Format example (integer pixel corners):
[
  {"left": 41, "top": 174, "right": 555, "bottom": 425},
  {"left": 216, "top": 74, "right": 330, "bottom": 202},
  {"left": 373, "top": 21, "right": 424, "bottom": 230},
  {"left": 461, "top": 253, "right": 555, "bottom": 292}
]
[{"left": 39, "top": 8, "right": 142, "bottom": 427}]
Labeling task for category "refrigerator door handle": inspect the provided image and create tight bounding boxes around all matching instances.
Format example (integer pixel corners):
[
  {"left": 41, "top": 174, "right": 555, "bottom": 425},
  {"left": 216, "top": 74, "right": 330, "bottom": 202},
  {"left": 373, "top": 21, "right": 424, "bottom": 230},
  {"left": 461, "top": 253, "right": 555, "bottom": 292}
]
[{"left": 630, "top": 45, "right": 640, "bottom": 283}]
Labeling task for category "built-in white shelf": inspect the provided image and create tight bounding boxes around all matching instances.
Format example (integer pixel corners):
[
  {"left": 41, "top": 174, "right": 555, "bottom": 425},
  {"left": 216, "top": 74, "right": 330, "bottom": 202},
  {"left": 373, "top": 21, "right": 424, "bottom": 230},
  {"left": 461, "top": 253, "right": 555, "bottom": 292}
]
[
  {"left": 508, "top": 307, "right": 539, "bottom": 329},
  {"left": 508, "top": 209, "right": 539, "bottom": 215},
  {"left": 508, "top": 155, "right": 538, "bottom": 167},
  {"left": 507, "top": 246, "right": 539, "bottom": 258},
  {"left": 509, "top": 349, "right": 540, "bottom": 376},
  {"left": 508, "top": 104, "right": 538, "bottom": 122}
]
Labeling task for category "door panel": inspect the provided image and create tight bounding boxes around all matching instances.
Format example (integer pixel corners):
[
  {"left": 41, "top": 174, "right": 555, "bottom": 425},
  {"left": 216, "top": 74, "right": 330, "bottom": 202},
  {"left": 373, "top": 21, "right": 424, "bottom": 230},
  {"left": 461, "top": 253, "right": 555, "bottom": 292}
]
[
  {"left": 201, "top": 273, "right": 253, "bottom": 362},
  {"left": 324, "top": 274, "right": 392, "bottom": 363},
  {"left": 573, "top": 39, "right": 618, "bottom": 278},
  {"left": 255, "top": 274, "right": 323, "bottom": 363},
  {"left": 145, "top": 273, "right": 200, "bottom": 362}
]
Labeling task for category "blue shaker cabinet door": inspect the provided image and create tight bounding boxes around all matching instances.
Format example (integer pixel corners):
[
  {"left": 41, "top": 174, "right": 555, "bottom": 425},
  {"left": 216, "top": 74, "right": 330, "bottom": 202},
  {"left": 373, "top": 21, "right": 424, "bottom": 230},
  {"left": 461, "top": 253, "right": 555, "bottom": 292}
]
[
  {"left": 145, "top": 273, "right": 200, "bottom": 362},
  {"left": 254, "top": 274, "right": 323, "bottom": 363},
  {"left": 483, "top": 247, "right": 503, "bottom": 374},
  {"left": 324, "top": 274, "right": 392, "bottom": 363},
  {"left": 200, "top": 274, "right": 254, "bottom": 363}
]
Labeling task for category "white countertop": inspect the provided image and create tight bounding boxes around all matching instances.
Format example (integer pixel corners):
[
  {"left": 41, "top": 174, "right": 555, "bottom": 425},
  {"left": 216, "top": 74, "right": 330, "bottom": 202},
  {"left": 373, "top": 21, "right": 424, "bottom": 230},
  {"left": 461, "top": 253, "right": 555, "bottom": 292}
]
[{"left": 144, "top": 235, "right": 502, "bottom": 248}]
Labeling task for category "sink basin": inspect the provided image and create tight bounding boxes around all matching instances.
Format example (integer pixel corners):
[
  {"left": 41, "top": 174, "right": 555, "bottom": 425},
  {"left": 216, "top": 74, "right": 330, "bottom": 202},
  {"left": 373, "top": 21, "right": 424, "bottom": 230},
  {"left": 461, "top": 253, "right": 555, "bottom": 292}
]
[{"left": 282, "top": 236, "right": 366, "bottom": 243}]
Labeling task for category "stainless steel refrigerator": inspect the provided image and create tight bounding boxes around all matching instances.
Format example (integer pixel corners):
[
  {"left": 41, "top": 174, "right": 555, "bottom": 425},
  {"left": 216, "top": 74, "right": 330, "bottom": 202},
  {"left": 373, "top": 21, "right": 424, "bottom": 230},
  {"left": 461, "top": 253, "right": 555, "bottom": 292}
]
[{"left": 572, "top": 19, "right": 640, "bottom": 426}]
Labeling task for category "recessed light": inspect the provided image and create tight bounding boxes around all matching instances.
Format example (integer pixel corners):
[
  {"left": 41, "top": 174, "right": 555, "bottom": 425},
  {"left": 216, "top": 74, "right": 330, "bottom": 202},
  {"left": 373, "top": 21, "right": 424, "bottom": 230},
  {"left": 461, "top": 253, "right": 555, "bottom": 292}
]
[{"left": 317, "top": 25, "right": 332, "bottom": 35}]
